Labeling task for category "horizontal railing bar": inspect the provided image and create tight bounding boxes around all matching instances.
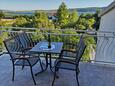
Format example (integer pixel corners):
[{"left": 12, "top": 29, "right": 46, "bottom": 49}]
[
  {"left": 1, "top": 27, "right": 115, "bottom": 64},
  {"left": 1, "top": 26, "right": 115, "bottom": 34},
  {"left": 0, "top": 26, "right": 37, "bottom": 30},
  {"left": 1, "top": 30, "right": 115, "bottom": 38}
]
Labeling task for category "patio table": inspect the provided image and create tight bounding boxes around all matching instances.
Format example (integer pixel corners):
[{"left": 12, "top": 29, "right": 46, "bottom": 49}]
[{"left": 29, "top": 41, "right": 63, "bottom": 75}]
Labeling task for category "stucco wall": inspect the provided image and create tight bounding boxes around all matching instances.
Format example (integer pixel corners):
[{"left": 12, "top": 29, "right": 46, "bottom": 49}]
[
  {"left": 95, "top": 8, "right": 115, "bottom": 63},
  {"left": 99, "top": 8, "right": 115, "bottom": 31}
]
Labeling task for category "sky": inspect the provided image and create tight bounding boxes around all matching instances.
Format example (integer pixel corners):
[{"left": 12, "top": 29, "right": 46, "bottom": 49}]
[{"left": 0, "top": 0, "right": 114, "bottom": 11}]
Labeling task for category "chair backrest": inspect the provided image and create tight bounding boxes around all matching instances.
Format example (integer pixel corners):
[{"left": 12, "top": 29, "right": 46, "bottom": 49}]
[
  {"left": 75, "top": 35, "right": 86, "bottom": 63},
  {"left": 18, "top": 32, "right": 33, "bottom": 49},
  {"left": 9, "top": 32, "right": 18, "bottom": 37},
  {"left": 3, "top": 35, "right": 23, "bottom": 60}
]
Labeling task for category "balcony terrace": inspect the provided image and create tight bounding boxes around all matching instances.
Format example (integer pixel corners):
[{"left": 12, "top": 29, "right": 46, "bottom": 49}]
[
  {"left": 0, "top": 27, "right": 115, "bottom": 86},
  {"left": 1, "top": 54, "right": 115, "bottom": 86}
]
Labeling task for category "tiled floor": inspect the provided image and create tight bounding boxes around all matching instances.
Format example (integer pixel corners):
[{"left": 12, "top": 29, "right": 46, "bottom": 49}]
[{"left": 0, "top": 54, "right": 115, "bottom": 86}]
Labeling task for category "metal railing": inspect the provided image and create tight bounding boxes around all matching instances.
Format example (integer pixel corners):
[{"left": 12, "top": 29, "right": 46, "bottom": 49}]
[{"left": 1, "top": 27, "right": 115, "bottom": 64}]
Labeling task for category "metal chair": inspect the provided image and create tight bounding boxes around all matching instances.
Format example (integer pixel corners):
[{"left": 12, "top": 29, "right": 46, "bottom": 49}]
[
  {"left": 3, "top": 35, "right": 43, "bottom": 85},
  {"left": 51, "top": 35, "right": 86, "bottom": 86},
  {"left": 18, "top": 32, "right": 35, "bottom": 51}
]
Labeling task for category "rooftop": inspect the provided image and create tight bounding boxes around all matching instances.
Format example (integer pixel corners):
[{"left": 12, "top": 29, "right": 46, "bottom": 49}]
[
  {"left": 99, "top": 0, "right": 115, "bottom": 17},
  {"left": 0, "top": 54, "right": 115, "bottom": 86}
]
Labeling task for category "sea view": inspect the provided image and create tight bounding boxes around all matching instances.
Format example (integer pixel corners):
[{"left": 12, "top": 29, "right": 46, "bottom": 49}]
[{"left": 2, "top": 7, "right": 104, "bottom": 16}]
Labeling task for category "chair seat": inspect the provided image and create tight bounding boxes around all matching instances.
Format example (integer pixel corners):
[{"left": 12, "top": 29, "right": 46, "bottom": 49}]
[{"left": 15, "top": 57, "right": 39, "bottom": 66}]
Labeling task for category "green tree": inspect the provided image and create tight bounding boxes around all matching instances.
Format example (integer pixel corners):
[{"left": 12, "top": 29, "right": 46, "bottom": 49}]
[
  {"left": 57, "top": 2, "right": 69, "bottom": 28},
  {"left": 0, "top": 11, "right": 5, "bottom": 20},
  {"left": 84, "top": 14, "right": 95, "bottom": 29},
  {"left": 20, "top": 15, "right": 34, "bottom": 27},
  {"left": 75, "top": 13, "right": 96, "bottom": 61},
  {"left": 86, "top": 18, "right": 95, "bottom": 29},
  {"left": 93, "top": 10, "right": 101, "bottom": 31},
  {"left": 0, "top": 32, "right": 8, "bottom": 52},
  {"left": 0, "top": 11, "right": 5, "bottom": 27},
  {"left": 82, "top": 36, "right": 96, "bottom": 61},
  {"left": 13, "top": 16, "right": 28, "bottom": 27},
  {"left": 76, "top": 14, "right": 95, "bottom": 30},
  {"left": 69, "top": 10, "right": 78, "bottom": 23},
  {"left": 33, "top": 12, "right": 54, "bottom": 29},
  {"left": 76, "top": 16, "right": 87, "bottom": 30},
  {"left": 66, "top": 10, "right": 79, "bottom": 28},
  {"left": 62, "top": 29, "right": 79, "bottom": 50},
  {"left": 31, "top": 29, "right": 44, "bottom": 42}
]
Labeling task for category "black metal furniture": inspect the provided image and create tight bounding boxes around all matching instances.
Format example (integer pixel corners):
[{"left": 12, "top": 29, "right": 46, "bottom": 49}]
[
  {"left": 51, "top": 35, "right": 86, "bottom": 86},
  {"left": 29, "top": 41, "right": 63, "bottom": 75},
  {"left": 18, "top": 32, "right": 41, "bottom": 70},
  {"left": 3, "top": 35, "right": 43, "bottom": 85},
  {"left": 18, "top": 32, "right": 36, "bottom": 52}
]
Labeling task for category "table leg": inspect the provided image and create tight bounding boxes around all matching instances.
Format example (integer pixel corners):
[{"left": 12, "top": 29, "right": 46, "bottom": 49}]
[
  {"left": 42, "top": 53, "right": 54, "bottom": 72},
  {"left": 49, "top": 53, "right": 54, "bottom": 72},
  {"left": 35, "top": 53, "right": 54, "bottom": 76},
  {"left": 44, "top": 53, "right": 49, "bottom": 71},
  {"left": 35, "top": 53, "right": 48, "bottom": 76}
]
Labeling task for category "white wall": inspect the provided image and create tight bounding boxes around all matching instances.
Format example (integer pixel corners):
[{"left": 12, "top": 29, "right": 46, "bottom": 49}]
[
  {"left": 99, "top": 8, "right": 115, "bottom": 32},
  {"left": 95, "top": 8, "right": 115, "bottom": 63}
]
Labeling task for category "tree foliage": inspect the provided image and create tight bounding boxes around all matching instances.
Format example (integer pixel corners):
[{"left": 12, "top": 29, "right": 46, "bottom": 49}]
[
  {"left": 93, "top": 10, "right": 101, "bottom": 31},
  {"left": 33, "top": 12, "right": 54, "bottom": 29},
  {"left": 61, "top": 29, "right": 78, "bottom": 45},
  {"left": 13, "top": 16, "right": 28, "bottom": 27},
  {"left": 69, "top": 10, "right": 78, "bottom": 23},
  {"left": 0, "top": 11, "right": 5, "bottom": 19},
  {"left": 0, "top": 3, "right": 100, "bottom": 61},
  {"left": 82, "top": 36, "right": 96, "bottom": 61},
  {"left": 57, "top": 2, "right": 69, "bottom": 28},
  {"left": 65, "top": 10, "right": 79, "bottom": 28},
  {"left": 76, "top": 14, "right": 95, "bottom": 30},
  {"left": 0, "top": 32, "right": 8, "bottom": 52}
]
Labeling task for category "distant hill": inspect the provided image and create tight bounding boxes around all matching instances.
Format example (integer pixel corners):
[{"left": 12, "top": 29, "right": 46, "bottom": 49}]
[
  {"left": 1, "top": 7, "right": 105, "bottom": 16},
  {"left": 69, "top": 7, "right": 105, "bottom": 14}
]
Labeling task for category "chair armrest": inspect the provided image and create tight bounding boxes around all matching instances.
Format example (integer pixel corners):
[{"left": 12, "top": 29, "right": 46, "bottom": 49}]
[
  {"left": 21, "top": 47, "right": 32, "bottom": 51},
  {"left": 11, "top": 52, "right": 29, "bottom": 56},
  {"left": 61, "top": 49, "right": 76, "bottom": 53}
]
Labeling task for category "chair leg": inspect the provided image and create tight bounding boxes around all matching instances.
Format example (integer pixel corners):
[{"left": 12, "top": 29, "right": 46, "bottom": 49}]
[
  {"left": 51, "top": 67, "right": 57, "bottom": 86},
  {"left": 38, "top": 54, "right": 44, "bottom": 71},
  {"left": 56, "top": 67, "right": 59, "bottom": 72},
  {"left": 76, "top": 70, "right": 79, "bottom": 86},
  {"left": 30, "top": 66, "right": 36, "bottom": 85},
  {"left": 22, "top": 65, "right": 25, "bottom": 70},
  {"left": 39, "top": 59, "right": 44, "bottom": 71},
  {"left": 56, "top": 63, "right": 61, "bottom": 72},
  {"left": 22, "top": 60, "right": 25, "bottom": 70},
  {"left": 12, "top": 64, "right": 15, "bottom": 81},
  {"left": 77, "top": 68, "right": 80, "bottom": 73}
]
